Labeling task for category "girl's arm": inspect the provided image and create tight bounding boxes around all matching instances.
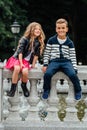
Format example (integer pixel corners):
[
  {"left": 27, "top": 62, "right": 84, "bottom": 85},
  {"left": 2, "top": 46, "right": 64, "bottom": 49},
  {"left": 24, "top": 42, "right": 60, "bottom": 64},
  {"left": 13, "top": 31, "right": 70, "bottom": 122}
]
[
  {"left": 32, "top": 56, "right": 38, "bottom": 68},
  {"left": 19, "top": 53, "right": 24, "bottom": 69}
]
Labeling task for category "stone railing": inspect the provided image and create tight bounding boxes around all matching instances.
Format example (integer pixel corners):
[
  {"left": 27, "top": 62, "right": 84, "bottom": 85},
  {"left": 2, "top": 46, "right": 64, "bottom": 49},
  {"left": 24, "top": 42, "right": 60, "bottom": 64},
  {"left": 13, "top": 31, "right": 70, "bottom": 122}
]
[{"left": 0, "top": 63, "right": 87, "bottom": 127}]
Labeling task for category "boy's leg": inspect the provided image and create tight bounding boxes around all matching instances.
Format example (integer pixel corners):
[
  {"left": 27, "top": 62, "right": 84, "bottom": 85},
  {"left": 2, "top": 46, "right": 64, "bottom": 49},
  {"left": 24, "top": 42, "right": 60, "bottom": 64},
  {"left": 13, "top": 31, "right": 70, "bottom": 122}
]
[
  {"left": 62, "top": 61, "right": 81, "bottom": 100},
  {"left": 42, "top": 61, "right": 60, "bottom": 99}
]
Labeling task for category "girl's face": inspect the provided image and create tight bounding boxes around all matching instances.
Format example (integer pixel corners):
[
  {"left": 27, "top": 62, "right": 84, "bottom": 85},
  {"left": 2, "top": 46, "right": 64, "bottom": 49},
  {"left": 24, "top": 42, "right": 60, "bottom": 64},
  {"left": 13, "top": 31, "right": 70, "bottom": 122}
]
[
  {"left": 56, "top": 23, "right": 68, "bottom": 39},
  {"left": 33, "top": 25, "right": 41, "bottom": 38}
]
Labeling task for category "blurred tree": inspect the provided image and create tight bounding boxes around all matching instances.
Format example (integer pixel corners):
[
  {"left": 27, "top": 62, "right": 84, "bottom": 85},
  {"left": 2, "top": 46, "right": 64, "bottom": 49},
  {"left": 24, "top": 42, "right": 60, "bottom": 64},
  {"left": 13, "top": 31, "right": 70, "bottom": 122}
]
[
  {"left": 0, "top": 0, "right": 13, "bottom": 45},
  {"left": 0, "top": 0, "right": 30, "bottom": 60},
  {"left": 0, "top": 0, "right": 87, "bottom": 63},
  {"left": 0, "top": 0, "right": 29, "bottom": 47}
]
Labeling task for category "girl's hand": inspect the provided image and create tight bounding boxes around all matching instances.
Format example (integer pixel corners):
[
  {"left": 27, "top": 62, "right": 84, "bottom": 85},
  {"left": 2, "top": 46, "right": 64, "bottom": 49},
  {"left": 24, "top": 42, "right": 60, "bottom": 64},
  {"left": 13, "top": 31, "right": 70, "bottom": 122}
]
[
  {"left": 31, "top": 64, "right": 35, "bottom": 68},
  {"left": 20, "top": 63, "right": 25, "bottom": 69}
]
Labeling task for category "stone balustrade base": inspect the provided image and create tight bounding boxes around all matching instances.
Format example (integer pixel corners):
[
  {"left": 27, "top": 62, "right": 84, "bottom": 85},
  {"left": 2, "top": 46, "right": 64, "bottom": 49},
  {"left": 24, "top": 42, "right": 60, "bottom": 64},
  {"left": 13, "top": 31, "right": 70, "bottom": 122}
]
[
  {"left": 1, "top": 65, "right": 87, "bottom": 130},
  {"left": 3, "top": 121, "right": 87, "bottom": 130},
  {"left": 0, "top": 124, "right": 4, "bottom": 130}
]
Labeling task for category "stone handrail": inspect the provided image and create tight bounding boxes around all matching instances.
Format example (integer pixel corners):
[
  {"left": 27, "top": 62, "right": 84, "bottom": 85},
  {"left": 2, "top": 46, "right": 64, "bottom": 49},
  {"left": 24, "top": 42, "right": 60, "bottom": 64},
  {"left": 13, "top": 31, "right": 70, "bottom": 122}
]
[{"left": 0, "top": 63, "right": 87, "bottom": 123}]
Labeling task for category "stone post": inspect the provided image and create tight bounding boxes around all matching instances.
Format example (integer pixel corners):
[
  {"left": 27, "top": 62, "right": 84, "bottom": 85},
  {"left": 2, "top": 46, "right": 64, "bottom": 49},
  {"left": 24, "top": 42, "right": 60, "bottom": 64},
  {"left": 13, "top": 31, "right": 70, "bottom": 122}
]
[
  {"left": 47, "top": 79, "right": 59, "bottom": 121},
  {"left": 0, "top": 65, "right": 3, "bottom": 122},
  {"left": 27, "top": 79, "right": 40, "bottom": 121}
]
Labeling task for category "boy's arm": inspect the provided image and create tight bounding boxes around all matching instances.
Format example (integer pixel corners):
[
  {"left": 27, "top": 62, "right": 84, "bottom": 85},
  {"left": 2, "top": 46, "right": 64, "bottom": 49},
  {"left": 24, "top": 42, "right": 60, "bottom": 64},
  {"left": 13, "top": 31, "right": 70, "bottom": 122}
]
[
  {"left": 69, "top": 45, "right": 77, "bottom": 72},
  {"left": 43, "top": 39, "right": 52, "bottom": 67}
]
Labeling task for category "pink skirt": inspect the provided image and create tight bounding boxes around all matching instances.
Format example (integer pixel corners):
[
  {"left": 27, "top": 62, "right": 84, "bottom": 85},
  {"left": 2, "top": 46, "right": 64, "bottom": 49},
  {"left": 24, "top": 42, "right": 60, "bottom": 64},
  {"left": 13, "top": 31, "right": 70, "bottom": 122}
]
[{"left": 5, "top": 56, "right": 31, "bottom": 70}]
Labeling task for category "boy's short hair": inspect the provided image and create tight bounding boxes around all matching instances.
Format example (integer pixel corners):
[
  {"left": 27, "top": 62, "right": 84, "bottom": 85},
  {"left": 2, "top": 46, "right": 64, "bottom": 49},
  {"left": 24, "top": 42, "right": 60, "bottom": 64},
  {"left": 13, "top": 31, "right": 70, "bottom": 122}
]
[{"left": 56, "top": 18, "right": 68, "bottom": 27}]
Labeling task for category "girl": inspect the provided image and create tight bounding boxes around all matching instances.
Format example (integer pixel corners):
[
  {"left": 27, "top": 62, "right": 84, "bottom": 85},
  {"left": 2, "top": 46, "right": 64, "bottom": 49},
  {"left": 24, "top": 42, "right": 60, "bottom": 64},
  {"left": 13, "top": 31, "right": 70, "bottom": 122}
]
[{"left": 5, "top": 22, "right": 45, "bottom": 97}]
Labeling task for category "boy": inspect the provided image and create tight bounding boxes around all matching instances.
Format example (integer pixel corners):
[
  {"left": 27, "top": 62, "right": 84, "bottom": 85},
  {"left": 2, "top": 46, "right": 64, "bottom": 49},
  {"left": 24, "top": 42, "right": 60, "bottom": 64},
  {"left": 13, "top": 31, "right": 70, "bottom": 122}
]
[{"left": 42, "top": 18, "right": 81, "bottom": 100}]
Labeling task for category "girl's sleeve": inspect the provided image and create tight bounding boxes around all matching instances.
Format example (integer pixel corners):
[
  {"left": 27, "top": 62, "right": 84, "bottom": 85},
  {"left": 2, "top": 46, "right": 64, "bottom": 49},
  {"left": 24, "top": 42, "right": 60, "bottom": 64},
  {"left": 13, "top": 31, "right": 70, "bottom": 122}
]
[
  {"left": 34, "top": 43, "right": 40, "bottom": 57},
  {"left": 17, "top": 37, "right": 27, "bottom": 55}
]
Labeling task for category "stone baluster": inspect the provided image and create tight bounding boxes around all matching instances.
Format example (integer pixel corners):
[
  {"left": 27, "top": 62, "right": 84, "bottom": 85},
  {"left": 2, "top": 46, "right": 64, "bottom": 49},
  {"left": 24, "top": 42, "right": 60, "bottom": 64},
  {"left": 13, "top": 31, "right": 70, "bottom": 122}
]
[
  {"left": 8, "top": 86, "right": 20, "bottom": 112},
  {"left": 28, "top": 79, "right": 40, "bottom": 107},
  {"left": 3, "top": 79, "right": 9, "bottom": 93},
  {"left": 56, "top": 80, "right": 62, "bottom": 92},
  {"left": 56, "top": 79, "right": 69, "bottom": 93},
  {"left": 63, "top": 80, "right": 69, "bottom": 93},
  {"left": 0, "top": 66, "right": 3, "bottom": 122},
  {"left": 65, "top": 79, "right": 78, "bottom": 121},
  {"left": 83, "top": 80, "right": 87, "bottom": 122},
  {"left": 37, "top": 79, "right": 43, "bottom": 98},
  {"left": 66, "top": 79, "right": 75, "bottom": 105},
  {"left": 3, "top": 95, "right": 9, "bottom": 120},
  {"left": 83, "top": 80, "right": 87, "bottom": 104},
  {"left": 0, "top": 65, "right": 4, "bottom": 130},
  {"left": 47, "top": 79, "right": 59, "bottom": 121},
  {"left": 83, "top": 109, "right": 87, "bottom": 122},
  {"left": 27, "top": 79, "right": 40, "bottom": 121},
  {"left": 48, "top": 79, "right": 59, "bottom": 106}
]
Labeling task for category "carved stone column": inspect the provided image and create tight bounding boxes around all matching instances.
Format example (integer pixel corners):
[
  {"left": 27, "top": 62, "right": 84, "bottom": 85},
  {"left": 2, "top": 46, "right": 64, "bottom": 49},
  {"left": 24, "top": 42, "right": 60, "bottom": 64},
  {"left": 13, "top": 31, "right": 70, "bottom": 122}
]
[
  {"left": 66, "top": 80, "right": 75, "bottom": 106},
  {"left": 0, "top": 66, "right": 3, "bottom": 122},
  {"left": 47, "top": 79, "right": 59, "bottom": 121},
  {"left": 27, "top": 79, "right": 40, "bottom": 121},
  {"left": 65, "top": 79, "right": 78, "bottom": 122},
  {"left": 28, "top": 79, "right": 40, "bottom": 107},
  {"left": 8, "top": 85, "right": 20, "bottom": 112}
]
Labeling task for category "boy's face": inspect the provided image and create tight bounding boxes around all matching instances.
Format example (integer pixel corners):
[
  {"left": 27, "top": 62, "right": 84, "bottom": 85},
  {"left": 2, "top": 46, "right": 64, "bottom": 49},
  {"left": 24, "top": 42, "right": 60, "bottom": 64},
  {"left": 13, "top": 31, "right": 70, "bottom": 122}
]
[{"left": 56, "top": 23, "right": 68, "bottom": 39}]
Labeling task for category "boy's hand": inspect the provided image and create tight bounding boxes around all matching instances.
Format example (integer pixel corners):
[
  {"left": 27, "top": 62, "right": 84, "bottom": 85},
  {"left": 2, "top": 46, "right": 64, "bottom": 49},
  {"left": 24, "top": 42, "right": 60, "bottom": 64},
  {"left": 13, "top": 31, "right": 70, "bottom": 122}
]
[
  {"left": 75, "top": 69, "right": 78, "bottom": 74},
  {"left": 42, "top": 66, "right": 47, "bottom": 73}
]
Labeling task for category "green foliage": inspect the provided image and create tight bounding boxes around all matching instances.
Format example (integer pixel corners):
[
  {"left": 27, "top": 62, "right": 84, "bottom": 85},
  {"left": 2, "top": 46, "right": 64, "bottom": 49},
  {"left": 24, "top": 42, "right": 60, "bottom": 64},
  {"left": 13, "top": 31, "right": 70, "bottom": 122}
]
[
  {"left": 0, "top": 0, "right": 30, "bottom": 61},
  {"left": 0, "top": 0, "right": 29, "bottom": 47},
  {"left": 0, "top": 0, "right": 13, "bottom": 44},
  {"left": 0, "top": 0, "right": 87, "bottom": 63},
  {"left": 75, "top": 100, "right": 87, "bottom": 121},
  {"left": 58, "top": 96, "right": 67, "bottom": 121},
  {"left": 82, "top": 0, "right": 87, "bottom": 4}
]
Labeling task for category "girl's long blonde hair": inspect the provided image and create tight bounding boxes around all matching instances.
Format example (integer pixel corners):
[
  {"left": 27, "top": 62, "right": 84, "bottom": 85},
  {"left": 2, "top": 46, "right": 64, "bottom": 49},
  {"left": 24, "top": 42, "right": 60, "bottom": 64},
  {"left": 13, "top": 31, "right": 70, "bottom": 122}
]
[{"left": 19, "top": 22, "right": 45, "bottom": 55}]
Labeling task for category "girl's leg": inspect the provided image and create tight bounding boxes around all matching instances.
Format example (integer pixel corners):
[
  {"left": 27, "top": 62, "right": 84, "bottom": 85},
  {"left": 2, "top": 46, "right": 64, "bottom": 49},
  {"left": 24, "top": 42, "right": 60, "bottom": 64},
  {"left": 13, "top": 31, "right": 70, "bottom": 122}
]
[
  {"left": 7, "top": 65, "right": 21, "bottom": 97},
  {"left": 21, "top": 68, "right": 29, "bottom": 97},
  {"left": 12, "top": 65, "right": 21, "bottom": 83}
]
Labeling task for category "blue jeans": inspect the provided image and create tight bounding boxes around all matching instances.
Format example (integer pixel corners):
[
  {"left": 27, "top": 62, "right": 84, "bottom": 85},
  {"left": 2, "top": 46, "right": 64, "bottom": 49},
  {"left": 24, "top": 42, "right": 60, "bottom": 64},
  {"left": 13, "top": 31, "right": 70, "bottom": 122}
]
[{"left": 43, "top": 60, "right": 81, "bottom": 93}]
